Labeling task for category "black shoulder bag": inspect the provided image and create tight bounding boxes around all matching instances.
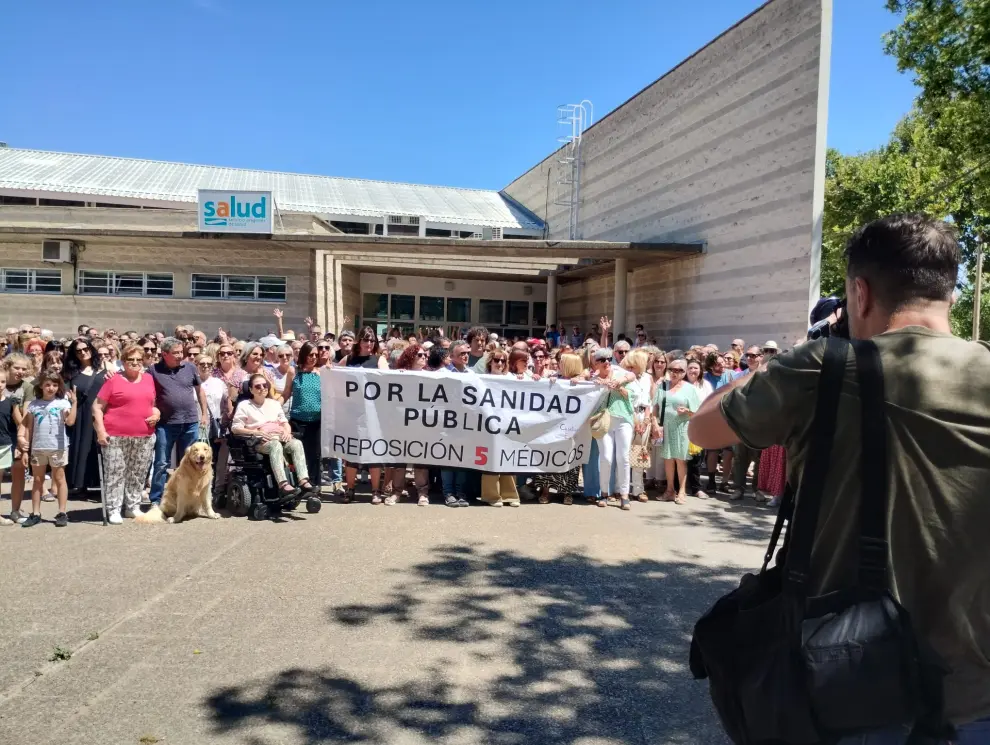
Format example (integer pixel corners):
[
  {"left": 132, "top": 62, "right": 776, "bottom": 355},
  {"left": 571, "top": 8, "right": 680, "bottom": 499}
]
[{"left": 688, "top": 337, "right": 952, "bottom": 745}]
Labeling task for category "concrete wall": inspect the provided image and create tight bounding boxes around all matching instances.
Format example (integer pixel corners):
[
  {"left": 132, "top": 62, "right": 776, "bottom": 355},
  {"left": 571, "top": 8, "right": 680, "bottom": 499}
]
[
  {"left": 503, "top": 0, "right": 831, "bottom": 349},
  {"left": 0, "top": 239, "right": 314, "bottom": 338}
]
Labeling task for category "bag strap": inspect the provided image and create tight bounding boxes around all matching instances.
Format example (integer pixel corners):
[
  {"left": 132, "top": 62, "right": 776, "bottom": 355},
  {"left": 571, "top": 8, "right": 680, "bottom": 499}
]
[
  {"left": 851, "top": 339, "right": 889, "bottom": 592},
  {"left": 782, "top": 335, "right": 850, "bottom": 596},
  {"left": 658, "top": 380, "right": 668, "bottom": 427},
  {"left": 760, "top": 483, "right": 794, "bottom": 572}
]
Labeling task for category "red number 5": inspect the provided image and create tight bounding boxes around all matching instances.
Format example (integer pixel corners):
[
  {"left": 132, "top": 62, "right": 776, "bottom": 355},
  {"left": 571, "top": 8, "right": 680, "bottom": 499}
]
[{"left": 474, "top": 447, "right": 488, "bottom": 466}]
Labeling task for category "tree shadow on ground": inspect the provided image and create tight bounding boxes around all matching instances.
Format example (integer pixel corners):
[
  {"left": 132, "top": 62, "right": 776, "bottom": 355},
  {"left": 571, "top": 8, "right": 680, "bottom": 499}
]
[
  {"left": 641, "top": 496, "right": 776, "bottom": 546},
  {"left": 205, "top": 545, "right": 742, "bottom": 744}
]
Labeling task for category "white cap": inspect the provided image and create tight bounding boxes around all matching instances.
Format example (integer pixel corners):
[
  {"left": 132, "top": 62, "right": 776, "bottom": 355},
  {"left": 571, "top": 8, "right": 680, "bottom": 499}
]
[{"left": 489, "top": 333, "right": 499, "bottom": 342}]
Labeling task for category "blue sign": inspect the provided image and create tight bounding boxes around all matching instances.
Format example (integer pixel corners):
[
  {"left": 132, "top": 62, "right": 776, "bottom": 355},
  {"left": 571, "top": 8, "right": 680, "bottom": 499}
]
[{"left": 197, "top": 189, "right": 273, "bottom": 234}]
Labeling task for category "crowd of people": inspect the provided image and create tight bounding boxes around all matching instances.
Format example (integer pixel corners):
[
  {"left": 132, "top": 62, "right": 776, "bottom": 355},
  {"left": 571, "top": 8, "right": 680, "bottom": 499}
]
[{"left": 0, "top": 313, "right": 790, "bottom": 526}]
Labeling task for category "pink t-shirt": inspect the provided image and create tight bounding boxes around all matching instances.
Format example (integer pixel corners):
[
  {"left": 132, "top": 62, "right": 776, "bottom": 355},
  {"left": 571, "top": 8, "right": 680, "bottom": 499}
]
[{"left": 97, "top": 373, "right": 157, "bottom": 437}]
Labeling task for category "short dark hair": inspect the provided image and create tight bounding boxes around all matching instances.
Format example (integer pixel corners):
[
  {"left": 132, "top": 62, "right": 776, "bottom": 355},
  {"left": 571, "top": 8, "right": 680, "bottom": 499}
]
[
  {"left": 466, "top": 326, "right": 489, "bottom": 344},
  {"left": 845, "top": 213, "right": 960, "bottom": 310}
]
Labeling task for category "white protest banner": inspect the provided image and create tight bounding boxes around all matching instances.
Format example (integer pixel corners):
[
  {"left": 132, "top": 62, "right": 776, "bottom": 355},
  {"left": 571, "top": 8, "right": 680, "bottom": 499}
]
[{"left": 320, "top": 369, "right": 605, "bottom": 473}]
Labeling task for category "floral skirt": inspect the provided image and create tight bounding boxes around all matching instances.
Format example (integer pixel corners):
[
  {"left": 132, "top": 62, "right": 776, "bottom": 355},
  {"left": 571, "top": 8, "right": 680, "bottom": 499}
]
[{"left": 756, "top": 444, "right": 787, "bottom": 497}]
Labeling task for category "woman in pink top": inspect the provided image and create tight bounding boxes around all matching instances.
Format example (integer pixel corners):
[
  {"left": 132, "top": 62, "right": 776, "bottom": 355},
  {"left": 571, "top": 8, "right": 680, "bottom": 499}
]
[{"left": 92, "top": 343, "right": 160, "bottom": 524}]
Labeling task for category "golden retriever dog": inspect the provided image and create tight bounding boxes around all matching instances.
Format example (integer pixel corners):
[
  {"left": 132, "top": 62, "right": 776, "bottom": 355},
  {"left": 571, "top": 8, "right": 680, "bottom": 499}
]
[{"left": 135, "top": 442, "right": 219, "bottom": 524}]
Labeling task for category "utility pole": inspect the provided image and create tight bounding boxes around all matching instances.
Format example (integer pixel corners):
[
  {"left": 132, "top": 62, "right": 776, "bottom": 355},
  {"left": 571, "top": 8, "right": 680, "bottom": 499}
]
[{"left": 974, "top": 238, "right": 984, "bottom": 341}]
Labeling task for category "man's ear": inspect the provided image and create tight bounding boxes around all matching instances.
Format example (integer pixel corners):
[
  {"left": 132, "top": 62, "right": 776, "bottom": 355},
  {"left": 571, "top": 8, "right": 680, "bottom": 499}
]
[{"left": 852, "top": 276, "right": 872, "bottom": 318}]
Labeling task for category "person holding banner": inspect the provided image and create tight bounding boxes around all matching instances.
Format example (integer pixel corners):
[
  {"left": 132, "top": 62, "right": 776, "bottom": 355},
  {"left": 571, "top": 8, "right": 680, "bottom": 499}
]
[
  {"left": 591, "top": 347, "right": 636, "bottom": 511},
  {"left": 479, "top": 351, "right": 521, "bottom": 507},
  {"left": 532, "top": 353, "right": 584, "bottom": 505},
  {"left": 340, "top": 328, "right": 387, "bottom": 504},
  {"left": 282, "top": 342, "right": 325, "bottom": 495},
  {"left": 389, "top": 344, "right": 431, "bottom": 506}
]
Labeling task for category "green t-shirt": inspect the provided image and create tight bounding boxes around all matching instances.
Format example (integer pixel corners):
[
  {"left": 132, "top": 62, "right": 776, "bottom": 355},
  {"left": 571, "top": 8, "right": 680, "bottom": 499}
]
[{"left": 720, "top": 328, "right": 990, "bottom": 725}]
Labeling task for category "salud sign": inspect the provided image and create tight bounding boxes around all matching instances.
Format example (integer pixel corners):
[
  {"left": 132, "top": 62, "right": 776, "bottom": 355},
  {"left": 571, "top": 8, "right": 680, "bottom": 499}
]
[{"left": 197, "top": 189, "right": 273, "bottom": 234}]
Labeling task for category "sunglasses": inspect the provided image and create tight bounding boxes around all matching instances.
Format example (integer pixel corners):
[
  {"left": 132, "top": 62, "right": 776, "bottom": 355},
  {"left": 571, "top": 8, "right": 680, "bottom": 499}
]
[
  {"left": 745, "top": 353, "right": 762, "bottom": 359},
  {"left": 277, "top": 353, "right": 292, "bottom": 359},
  {"left": 317, "top": 345, "right": 331, "bottom": 351},
  {"left": 98, "top": 351, "right": 110, "bottom": 357},
  {"left": 197, "top": 361, "right": 213, "bottom": 367},
  {"left": 533, "top": 354, "right": 545, "bottom": 359},
  {"left": 670, "top": 368, "right": 686, "bottom": 374},
  {"left": 492, "top": 359, "right": 507, "bottom": 364},
  {"left": 614, "top": 349, "right": 627, "bottom": 355},
  {"left": 125, "top": 357, "right": 143, "bottom": 363},
  {"left": 415, "top": 352, "right": 427, "bottom": 359},
  {"left": 252, "top": 383, "right": 270, "bottom": 390},
  {"left": 306, "top": 351, "right": 317, "bottom": 358},
  {"left": 219, "top": 350, "right": 234, "bottom": 356},
  {"left": 598, "top": 357, "right": 614, "bottom": 363},
  {"left": 143, "top": 347, "right": 157, "bottom": 353}
]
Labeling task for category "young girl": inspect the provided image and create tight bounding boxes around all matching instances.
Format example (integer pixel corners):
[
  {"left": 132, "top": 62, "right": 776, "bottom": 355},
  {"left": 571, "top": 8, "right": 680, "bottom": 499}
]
[{"left": 18, "top": 371, "right": 77, "bottom": 527}]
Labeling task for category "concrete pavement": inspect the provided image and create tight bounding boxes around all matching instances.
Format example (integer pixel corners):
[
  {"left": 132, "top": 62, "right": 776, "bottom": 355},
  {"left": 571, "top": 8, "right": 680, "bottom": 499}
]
[{"left": 0, "top": 490, "right": 775, "bottom": 745}]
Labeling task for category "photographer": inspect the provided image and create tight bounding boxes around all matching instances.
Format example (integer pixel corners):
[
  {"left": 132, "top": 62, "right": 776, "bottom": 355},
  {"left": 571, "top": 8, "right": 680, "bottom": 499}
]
[{"left": 688, "top": 214, "right": 990, "bottom": 742}]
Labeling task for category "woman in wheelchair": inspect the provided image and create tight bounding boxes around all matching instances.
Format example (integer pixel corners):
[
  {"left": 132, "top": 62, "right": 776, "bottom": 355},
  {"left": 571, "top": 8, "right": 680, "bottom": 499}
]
[{"left": 231, "top": 374, "right": 318, "bottom": 499}]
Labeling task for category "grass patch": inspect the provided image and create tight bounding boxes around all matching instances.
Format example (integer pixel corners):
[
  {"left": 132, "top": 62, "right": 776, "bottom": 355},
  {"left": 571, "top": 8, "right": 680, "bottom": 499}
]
[{"left": 49, "top": 646, "right": 72, "bottom": 662}]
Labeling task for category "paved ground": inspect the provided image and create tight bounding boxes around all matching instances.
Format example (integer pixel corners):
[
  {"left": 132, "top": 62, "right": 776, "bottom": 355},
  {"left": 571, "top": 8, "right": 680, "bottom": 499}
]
[{"left": 0, "top": 485, "right": 775, "bottom": 745}]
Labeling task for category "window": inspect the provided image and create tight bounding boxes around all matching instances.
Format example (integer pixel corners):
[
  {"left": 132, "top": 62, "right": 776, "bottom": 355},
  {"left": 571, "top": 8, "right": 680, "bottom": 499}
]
[
  {"left": 0, "top": 268, "right": 62, "bottom": 294},
  {"left": 190, "top": 274, "right": 286, "bottom": 302},
  {"left": 446, "top": 298, "right": 471, "bottom": 323},
  {"left": 390, "top": 294, "right": 414, "bottom": 320},
  {"left": 419, "top": 296, "right": 444, "bottom": 322},
  {"left": 479, "top": 299, "right": 503, "bottom": 325},
  {"left": 506, "top": 300, "right": 529, "bottom": 326},
  {"left": 78, "top": 270, "right": 174, "bottom": 297},
  {"left": 363, "top": 293, "right": 389, "bottom": 320},
  {"left": 533, "top": 302, "right": 547, "bottom": 327}
]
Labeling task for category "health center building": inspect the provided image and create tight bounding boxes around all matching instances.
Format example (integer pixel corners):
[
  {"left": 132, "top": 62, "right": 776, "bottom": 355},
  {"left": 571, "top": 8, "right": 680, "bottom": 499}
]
[{"left": 0, "top": 0, "right": 831, "bottom": 348}]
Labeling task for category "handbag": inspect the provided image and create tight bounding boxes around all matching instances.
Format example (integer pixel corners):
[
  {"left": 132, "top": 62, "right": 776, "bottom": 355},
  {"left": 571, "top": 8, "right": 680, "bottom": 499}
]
[
  {"left": 689, "top": 337, "right": 952, "bottom": 745},
  {"left": 589, "top": 390, "right": 612, "bottom": 439}
]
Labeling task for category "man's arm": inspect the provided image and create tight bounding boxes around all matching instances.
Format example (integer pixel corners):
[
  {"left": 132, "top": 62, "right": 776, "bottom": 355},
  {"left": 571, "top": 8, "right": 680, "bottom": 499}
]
[{"left": 688, "top": 375, "right": 748, "bottom": 449}]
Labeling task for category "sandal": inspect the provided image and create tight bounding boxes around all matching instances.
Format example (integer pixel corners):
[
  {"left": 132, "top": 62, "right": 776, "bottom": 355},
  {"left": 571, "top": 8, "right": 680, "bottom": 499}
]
[
  {"left": 636, "top": 492, "right": 649, "bottom": 502},
  {"left": 619, "top": 498, "right": 631, "bottom": 511},
  {"left": 596, "top": 498, "right": 608, "bottom": 508},
  {"left": 660, "top": 492, "right": 676, "bottom": 502},
  {"left": 297, "top": 480, "right": 320, "bottom": 495},
  {"left": 674, "top": 494, "right": 687, "bottom": 505}
]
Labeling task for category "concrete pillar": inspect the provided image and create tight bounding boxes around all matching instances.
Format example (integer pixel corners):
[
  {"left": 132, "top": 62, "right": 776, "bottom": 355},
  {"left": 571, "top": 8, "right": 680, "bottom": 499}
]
[
  {"left": 546, "top": 274, "right": 557, "bottom": 326},
  {"left": 613, "top": 258, "right": 628, "bottom": 339}
]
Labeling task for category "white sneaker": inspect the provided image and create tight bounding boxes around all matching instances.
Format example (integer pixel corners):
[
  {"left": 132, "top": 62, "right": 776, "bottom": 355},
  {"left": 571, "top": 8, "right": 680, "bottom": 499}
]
[
  {"left": 122, "top": 507, "right": 139, "bottom": 519},
  {"left": 0, "top": 516, "right": 12, "bottom": 526},
  {"left": 107, "top": 511, "right": 123, "bottom": 525},
  {"left": 42, "top": 491, "right": 57, "bottom": 502}
]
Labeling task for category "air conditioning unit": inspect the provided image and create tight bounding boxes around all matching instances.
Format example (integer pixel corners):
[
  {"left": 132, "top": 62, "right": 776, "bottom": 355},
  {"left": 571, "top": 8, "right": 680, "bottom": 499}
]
[
  {"left": 481, "top": 227, "right": 503, "bottom": 240},
  {"left": 387, "top": 215, "right": 421, "bottom": 225},
  {"left": 42, "top": 240, "right": 75, "bottom": 263}
]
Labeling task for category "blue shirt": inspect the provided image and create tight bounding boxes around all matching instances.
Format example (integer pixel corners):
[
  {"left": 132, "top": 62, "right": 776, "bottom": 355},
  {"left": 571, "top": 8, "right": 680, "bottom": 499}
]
[
  {"left": 149, "top": 360, "right": 201, "bottom": 426},
  {"left": 289, "top": 370, "right": 322, "bottom": 422},
  {"left": 704, "top": 370, "right": 735, "bottom": 390}
]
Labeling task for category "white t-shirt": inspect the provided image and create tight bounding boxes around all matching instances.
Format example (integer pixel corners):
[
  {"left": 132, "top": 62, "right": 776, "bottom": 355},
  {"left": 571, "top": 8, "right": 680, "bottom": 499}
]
[
  {"left": 200, "top": 377, "right": 228, "bottom": 422},
  {"left": 27, "top": 398, "right": 71, "bottom": 451},
  {"left": 232, "top": 398, "right": 287, "bottom": 435}
]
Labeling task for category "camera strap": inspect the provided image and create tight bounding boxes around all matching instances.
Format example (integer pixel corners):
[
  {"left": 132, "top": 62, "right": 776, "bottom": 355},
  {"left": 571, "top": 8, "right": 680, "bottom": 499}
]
[{"left": 780, "top": 336, "right": 850, "bottom": 596}]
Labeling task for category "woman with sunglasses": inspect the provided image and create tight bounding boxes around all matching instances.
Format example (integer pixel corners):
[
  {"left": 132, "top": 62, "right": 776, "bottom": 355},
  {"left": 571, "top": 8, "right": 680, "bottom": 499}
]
[
  {"left": 281, "top": 341, "right": 327, "bottom": 499},
  {"left": 95, "top": 343, "right": 120, "bottom": 374},
  {"left": 478, "top": 351, "right": 521, "bottom": 507},
  {"left": 339, "top": 328, "right": 386, "bottom": 503},
  {"left": 196, "top": 354, "right": 232, "bottom": 496},
  {"left": 270, "top": 344, "right": 294, "bottom": 400},
  {"left": 655, "top": 357, "right": 702, "bottom": 504},
  {"left": 231, "top": 373, "right": 318, "bottom": 500},
  {"left": 233, "top": 342, "right": 279, "bottom": 404},
  {"left": 212, "top": 342, "right": 241, "bottom": 389},
  {"left": 387, "top": 344, "right": 431, "bottom": 505},
  {"left": 63, "top": 337, "right": 107, "bottom": 499},
  {"left": 92, "top": 343, "right": 160, "bottom": 523},
  {"left": 508, "top": 349, "right": 533, "bottom": 380},
  {"left": 140, "top": 338, "right": 159, "bottom": 369},
  {"left": 590, "top": 347, "right": 636, "bottom": 510}
]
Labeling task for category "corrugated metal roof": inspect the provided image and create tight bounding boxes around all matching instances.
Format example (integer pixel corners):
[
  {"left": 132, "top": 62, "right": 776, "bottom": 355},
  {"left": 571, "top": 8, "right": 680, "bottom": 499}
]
[{"left": 0, "top": 148, "right": 543, "bottom": 230}]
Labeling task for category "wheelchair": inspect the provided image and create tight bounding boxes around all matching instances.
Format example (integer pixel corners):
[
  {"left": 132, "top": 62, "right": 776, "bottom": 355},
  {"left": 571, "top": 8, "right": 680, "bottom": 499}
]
[{"left": 214, "top": 434, "right": 322, "bottom": 521}]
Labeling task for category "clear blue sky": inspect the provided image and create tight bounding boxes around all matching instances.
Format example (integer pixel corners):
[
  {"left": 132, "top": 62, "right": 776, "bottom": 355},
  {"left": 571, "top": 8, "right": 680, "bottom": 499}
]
[{"left": 0, "top": 0, "right": 917, "bottom": 190}]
